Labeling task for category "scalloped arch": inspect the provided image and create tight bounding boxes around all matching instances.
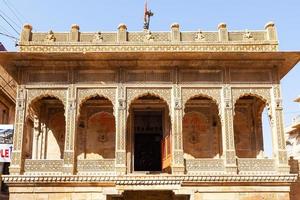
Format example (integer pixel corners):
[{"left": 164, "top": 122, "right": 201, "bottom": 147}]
[
  {"left": 233, "top": 93, "right": 269, "bottom": 106},
  {"left": 76, "top": 88, "right": 116, "bottom": 117},
  {"left": 26, "top": 90, "right": 66, "bottom": 117},
  {"left": 181, "top": 88, "right": 221, "bottom": 118},
  {"left": 77, "top": 94, "right": 114, "bottom": 117},
  {"left": 126, "top": 88, "right": 172, "bottom": 113},
  {"left": 232, "top": 88, "right": 271, "bottom": 107}
]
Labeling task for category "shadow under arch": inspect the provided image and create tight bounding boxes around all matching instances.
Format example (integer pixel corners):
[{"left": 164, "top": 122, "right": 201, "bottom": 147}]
[
  {"left": 233, "top": 94, "right": 270, "bottom": 158},
  {"left": 76, "top": 95, "right": 115, "bottom": 160},
  {"left": 183, "top": 95, "right": 222, "bottom": 159},
  {"left": 23, "top": 95, "right": 66, "bottom": 160}
]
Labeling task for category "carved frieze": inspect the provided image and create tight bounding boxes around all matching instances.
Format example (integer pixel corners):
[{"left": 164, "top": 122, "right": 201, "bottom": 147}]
[{"left": 19, "top": 44, "right": 278, "bottom": 52}]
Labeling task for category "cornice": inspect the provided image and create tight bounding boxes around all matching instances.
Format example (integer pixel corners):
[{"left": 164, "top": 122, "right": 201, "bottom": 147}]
[{"left": 3, "top": 174, "right": 298, "bottom": 185}]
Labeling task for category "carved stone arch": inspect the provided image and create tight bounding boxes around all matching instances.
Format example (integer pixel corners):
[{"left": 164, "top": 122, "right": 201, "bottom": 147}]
[
  {"left": 26, "top": 89, "right": 67, "bottom": 117},
  {"left": 76, "top": 88, "right": 116, "bottom": 118},
  {"left": 232, "top": 88, "right": 271, "bottom": 116},
  {"left": 181, "top": 88, "right": 222, "bottom": 117},
  {"left": 126, "top": 88, "right": 172, "bottom": 117},
  {"left": 232, "top": 88, "right": 271, "bottom": 106}
]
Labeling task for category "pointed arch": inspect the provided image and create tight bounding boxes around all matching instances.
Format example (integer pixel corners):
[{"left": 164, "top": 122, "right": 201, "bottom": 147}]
[
  {"left": 183, "top": 95, "right": 222, "bottom": 159},
  {"left": 126, "top": 88, "right": 171, "bottom": 117},
  {"left": 26, "top": 90, "right": 66, "bottom": 117},
  {"left": 76, "top": 93, "right": 115, "bottom": 160},
  {"left": 76, "top": 88, "right": 116, "bottom": 117},
  {"left": 233, "top": 94, "right": 271, "bottom": 158}
]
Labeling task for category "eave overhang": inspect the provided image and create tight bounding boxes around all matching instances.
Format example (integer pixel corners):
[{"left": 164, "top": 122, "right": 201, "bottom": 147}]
[{"left": 0, "top": 51, "right": 299, "bottom": 83}]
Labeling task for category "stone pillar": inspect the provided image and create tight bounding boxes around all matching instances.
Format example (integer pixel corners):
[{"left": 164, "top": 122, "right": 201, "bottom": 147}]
[
  {"left": 117, "top": 24, "right": 127, "bottom": 42},
  {"left": 171, "top": 85, "right": 185, "bottom": 174},
  {"left": 218, "top": 23, "right": 228, "bottom": 42},
  {"left": 271, "top": 85, "right": 290, "bottom": 173},
  {"left": 32, "top": 115, "right": 40, "bottom": 160},
  {"left": 20, "top": 24, "right": 32, "bottom": 42},
  {"left": 171, "top": 23, "right": 180, "bottom": 42},
  {"left": 115, "top": 84, "right": 126, "bottom": 174},
  {"left": 63, "top": 85, "right": 77, "bottom": 174},
  {"left": 9, "top": 86, "right": 26, "bottom": 175},
  {"left": 265, "top": 21, "right": 277, "bottom": 41},
  {"left": 40, "top": 122, "right": 47, "bottom": 159},
  {"left": 70, "top": 24, "right": 80, "bottom": 42},
  {"left": 221, "top": 85, "right": 237, "bottom": 174}
]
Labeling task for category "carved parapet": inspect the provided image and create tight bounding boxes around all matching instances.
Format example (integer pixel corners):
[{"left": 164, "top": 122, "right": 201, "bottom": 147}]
[{"left": 18, "top": 22, "right": 278, "bottom": 52}]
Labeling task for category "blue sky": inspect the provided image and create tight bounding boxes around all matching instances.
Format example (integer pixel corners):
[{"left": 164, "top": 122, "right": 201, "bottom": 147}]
[{"left": 0, "top": 0, "right": 299, "bottom": 156}]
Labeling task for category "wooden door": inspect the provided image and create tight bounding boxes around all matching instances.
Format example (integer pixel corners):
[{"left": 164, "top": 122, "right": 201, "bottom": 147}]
[{"left": 161, "top": 133, "right": 171, "bottom": 171}]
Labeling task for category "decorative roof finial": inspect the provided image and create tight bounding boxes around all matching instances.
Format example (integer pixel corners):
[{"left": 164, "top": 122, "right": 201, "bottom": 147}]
[{"left": 143, "top": 0, "right": 154, "bottom": 30}]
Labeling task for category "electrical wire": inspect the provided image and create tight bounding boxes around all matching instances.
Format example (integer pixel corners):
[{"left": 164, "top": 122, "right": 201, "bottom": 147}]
[
  {"left": 0, "top": 12, "right": 19, "bottom": 35},
  {"left": 0, "top": 31, "right": 18, "bottom": 40},
  {"left": 3, "top": 0, "right": 28, "bottom": 24},
  {"left": 2, "top": 0, "right": 24, "bottom": 26},
  {"left": 0, "top": 23, "right": 13, "bottom": 36},
  {"left": 0, "top": 9, "right": 21, "bottom": 30}
]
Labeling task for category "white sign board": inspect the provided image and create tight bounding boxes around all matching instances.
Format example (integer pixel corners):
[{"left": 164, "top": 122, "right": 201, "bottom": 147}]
[
  {"left": 0, "top": 144, "right": 13, "bottom": 162},
  {"left": 0, "top": 124, "right": 13, "bottom": 162}
]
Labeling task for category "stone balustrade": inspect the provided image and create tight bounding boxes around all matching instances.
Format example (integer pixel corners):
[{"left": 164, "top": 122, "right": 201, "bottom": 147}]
[{"left": 18, "top": 22, "right": 278, "bottom": 52}]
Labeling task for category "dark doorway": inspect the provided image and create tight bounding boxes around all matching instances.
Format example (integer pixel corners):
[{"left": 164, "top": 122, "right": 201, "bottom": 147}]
[{"left": 133, "top": 111, "right": 163, "bottom": 171}]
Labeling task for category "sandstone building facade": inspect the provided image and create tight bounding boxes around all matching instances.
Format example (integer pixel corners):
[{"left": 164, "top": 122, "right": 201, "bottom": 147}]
[
  {"left": 0, "top": 42, "right": 16, "bottom": 197},
  {"left": 0, "top": 22, "right": 300, "bottom": 200}
]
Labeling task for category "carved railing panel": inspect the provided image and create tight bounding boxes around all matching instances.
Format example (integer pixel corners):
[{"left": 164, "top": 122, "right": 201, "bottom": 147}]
[
  {"left": 24, "top": 159, "right": 64, "bottom": 175},
  {"left": 185, "top": 159, "right": 225, "bottom": 174},
  {"left": 237, "top": 158, "right": 276, "bottom": 174},
  {"left": 77, "top": 159, "right": 115, "bottom": 175}
]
